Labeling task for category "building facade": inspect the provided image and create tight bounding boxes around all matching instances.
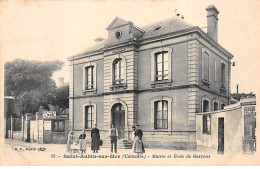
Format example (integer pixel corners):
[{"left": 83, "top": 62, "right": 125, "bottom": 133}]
[{"left": 68, "top": 5, "right": 233, "bottom": 150}]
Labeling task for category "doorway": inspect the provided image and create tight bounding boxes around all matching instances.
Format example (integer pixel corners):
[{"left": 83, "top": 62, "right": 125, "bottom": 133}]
[
  {"left": 218, "top": 117, "right": 224, "bottom": 154},
  {"left": 111, "top": 103, "right": 125, "bottom": 139}
]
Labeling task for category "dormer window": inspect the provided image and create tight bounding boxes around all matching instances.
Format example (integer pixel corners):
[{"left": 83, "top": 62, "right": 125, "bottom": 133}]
[{"left": 154, "top": 26, "right": 161, "bottom": 31}]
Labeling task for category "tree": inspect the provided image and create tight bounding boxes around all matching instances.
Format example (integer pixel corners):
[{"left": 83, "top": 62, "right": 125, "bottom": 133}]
[
  {"left": 231, "top": 92, "right": 256, "bottom": 101},
  {"left": 4, "top": 59, "right": 64, "bottom": 115},
  {"left": 51, "top": 84, "right": 69, "bottom": 111}
]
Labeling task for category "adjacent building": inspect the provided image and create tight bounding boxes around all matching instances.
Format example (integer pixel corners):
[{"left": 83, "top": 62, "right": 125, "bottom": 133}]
[
  {"left": 68, "top": 5, "right": 233, "bottom": 150},
  {"left": 196, "top": 97, "right": 256, "bottom": 153}
]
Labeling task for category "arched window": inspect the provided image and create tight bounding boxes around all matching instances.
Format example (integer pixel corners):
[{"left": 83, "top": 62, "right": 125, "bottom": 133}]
[
  {"left": 212, "top": 99, "right": 219, "bottom": 111},
  {"left": 113, "top": 58, "right": 125, "bottom": 85},
  {"left": 154, "top": 100, "right": 168, "bottom": 129},
  {"left": 155, "top": 52, "right": 169, "bottom": 81},
  {"left": 221, "top": 104, "right": 225, "bottom": 110},
  {"left": 203, "top": 100, "right": 210, "bottom": 112},
  {"left": 213, "top": 102, "right": 219, "bottom": 111}
]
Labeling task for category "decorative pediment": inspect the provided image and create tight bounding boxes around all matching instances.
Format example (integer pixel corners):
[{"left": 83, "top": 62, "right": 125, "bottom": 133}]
[{"left": 106, "top": 17, "right": 133, "bottom": 30}]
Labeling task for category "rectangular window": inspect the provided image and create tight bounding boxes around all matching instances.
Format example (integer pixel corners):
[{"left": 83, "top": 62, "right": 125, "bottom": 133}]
[
  {"left": 52, "top": 120, "right": 65, "bottom": 132},
  {"left": 85, "top": 66, "right": 94, "bottom": 90},
  {"left": 154, "top": 100, "right": 168, "bottom": 129},
  {"left": 85, "top": 106, "right": 94, "bottom": 129},
  {"left": 221, "top": 63, "right": 226, "bottom": 86},
  {"left": 214, "top": 60, "right": 217, "bottom": 82},
  {"left": 155, "top": 52, "right": 168, "bottom": 81},
  {"left": 202, "top": 114, "right": 211, "bottom": 134},
  {"left": 202, "top": 52, "right": 209, "bottom": 81}
]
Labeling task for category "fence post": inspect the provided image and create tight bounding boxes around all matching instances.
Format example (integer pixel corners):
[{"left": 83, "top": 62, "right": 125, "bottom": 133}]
[
  {"left": 10, "top": 116, "right": 14, "bottom": 139},
  {"left": 36, "top": 112, "right": 39, "bottom": 143},
  {"left": 25, "top": 113, "right": 32, "bottom": 142},
  {"left": 4, "top": 118, "right": 7, "bottom": 138},
  {"left": 21, "top": 116, "right": 24, "bottom": 141}
]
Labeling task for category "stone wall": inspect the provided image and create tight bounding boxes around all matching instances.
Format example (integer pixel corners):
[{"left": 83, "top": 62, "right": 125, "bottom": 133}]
[{"left": 196, "top": 103, "right": 243, "bottom": 153}]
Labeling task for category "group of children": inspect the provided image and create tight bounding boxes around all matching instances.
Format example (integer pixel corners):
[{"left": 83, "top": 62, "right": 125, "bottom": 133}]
[{"left": 67, "top": 129, "right": 87, "bottom": 154}]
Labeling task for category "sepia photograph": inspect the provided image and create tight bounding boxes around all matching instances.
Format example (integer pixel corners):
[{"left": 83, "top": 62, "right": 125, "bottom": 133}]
[{"left": 0, "top": 0, "right": 259, "bottom": 166}]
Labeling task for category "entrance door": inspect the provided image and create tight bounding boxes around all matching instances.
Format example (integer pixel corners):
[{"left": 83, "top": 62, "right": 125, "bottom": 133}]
[
  {"left": 218, "top": 117, "right": 224, "bottom": 154},
  {"left": 112, "top": 103, "right": 125, "bottom": 139}
]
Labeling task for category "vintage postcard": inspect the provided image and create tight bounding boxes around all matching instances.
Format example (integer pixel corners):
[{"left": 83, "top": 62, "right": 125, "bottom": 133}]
[{"left": 0, "top": 0, "right": 259, "bottom": 166}]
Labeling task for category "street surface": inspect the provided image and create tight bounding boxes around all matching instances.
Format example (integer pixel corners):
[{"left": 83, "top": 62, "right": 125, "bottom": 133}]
[{"left": 0, "top": 139, "right": 254, "bottom": 166}]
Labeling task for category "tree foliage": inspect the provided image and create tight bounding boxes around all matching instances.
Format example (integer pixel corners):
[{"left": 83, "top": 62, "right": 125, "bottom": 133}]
[
  {"left": 51, "top": 84, "right": 69, "bottom": 110},
  {"left": 231, "top": 92, "right": 256, "bottom": 101},
  {"left": 4, "top": 59, "right": 64, "bottom": 115}
]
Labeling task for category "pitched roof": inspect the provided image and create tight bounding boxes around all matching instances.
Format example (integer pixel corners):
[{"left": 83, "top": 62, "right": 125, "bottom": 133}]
[
  {"left": 71, "top": 17, "right": 193, "bottom": 58},
  {"left": 106, "top": 17, "right": 133, "bottom": 30},
  {"left": 140, "top": 17, "right": 193, "bottom": 39},
  {"left": 82, "top": 40, "right": 105, "bottom": 53}
]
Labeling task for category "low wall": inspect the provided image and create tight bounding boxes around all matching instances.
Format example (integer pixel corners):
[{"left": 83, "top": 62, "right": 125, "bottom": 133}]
[
  {"left": 196, "top": 103, "right": 243, "bottom": 153},
  {"left": 13, "top": 131, "right": 23, "bottom": 141}
]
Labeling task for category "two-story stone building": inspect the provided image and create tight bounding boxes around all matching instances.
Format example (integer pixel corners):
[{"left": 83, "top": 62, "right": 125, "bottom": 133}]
[{"left": 67, "top": 5, "right": 233, "bottom": 150}]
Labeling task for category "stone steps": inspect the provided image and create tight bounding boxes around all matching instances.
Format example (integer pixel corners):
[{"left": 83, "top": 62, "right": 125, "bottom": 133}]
[{"left": 101, "top": 139, "right": 132, "bottom": 149}]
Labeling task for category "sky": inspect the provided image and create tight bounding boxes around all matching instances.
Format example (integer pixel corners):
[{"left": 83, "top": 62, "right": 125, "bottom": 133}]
[{"left": 1, "top": 0, "right": 260, "bottom": 94}]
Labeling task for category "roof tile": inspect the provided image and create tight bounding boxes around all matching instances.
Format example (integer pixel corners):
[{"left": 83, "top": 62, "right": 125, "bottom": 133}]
[{"left": 76, "top": 17, "right": 193, "bottom": 56}]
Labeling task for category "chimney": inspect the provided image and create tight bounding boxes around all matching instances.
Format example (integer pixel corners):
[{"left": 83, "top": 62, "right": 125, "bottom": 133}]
[
  {"left": 206, "top": 5, "right": 219, "bottom": 42},
  {"left": 236, "top": 84, "right": 239, "bottom": 94}
]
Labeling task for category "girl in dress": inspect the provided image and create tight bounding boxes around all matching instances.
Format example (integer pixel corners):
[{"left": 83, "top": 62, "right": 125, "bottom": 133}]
[{"left": 79, "top": 130, "right": 87, "bottom": 154}]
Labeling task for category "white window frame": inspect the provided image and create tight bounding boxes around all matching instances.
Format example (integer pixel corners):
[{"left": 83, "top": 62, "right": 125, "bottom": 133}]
[
  {"left": 82, "top": 102, "right": 97, "bottom": 129},
  {"left": 151, "top": 96, "right": 172, "bottom": 131},
  {"left": 110, "top": 54, "right": 127, "bottom": 87},
  {"left": 151, "top": 47, "right": 172, "bottom": 83},
  {"left": 82, "top": 62, "right": 97, "bottom": 91}
]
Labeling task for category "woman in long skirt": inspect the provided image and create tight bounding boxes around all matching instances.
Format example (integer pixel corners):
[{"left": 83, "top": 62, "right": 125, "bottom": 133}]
[
  {"left": 131, "top": 126, "right": 136, "bottom": 151},
  {"left": 133, "top": 125, "right": 145, "bottom": 156},
  {"left": 67, "top": 129, "right": 75, "bottom": 153}
]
